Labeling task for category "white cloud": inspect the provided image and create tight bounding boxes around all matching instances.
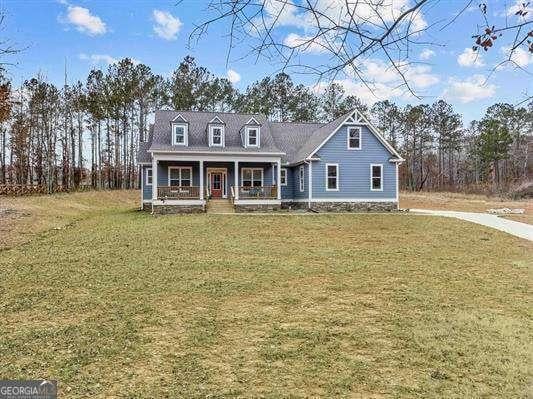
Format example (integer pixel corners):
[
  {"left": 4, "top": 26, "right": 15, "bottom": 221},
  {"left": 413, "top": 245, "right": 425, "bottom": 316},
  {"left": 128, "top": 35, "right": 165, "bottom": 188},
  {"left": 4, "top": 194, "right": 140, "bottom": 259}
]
[
  {"left": 501, "top": 46, "right": 533, "bottom": 68},
  {"left": 283, "top": 33, "right": 328, "bottom": 54},
  {"left": 227, "top": 69, "right": 241, "bottom": 84},
  {"left": 442, "top": 75, "right": 496, "bottom": 103},
  {"left": 312, "top": 59, "right": 439, "bottom": 105},
  {"left": 79, "top": 53, "right": 140, "bottom": 66},
  {"left": 348, "top": 58, "right": 439, "bottom": 88},
  {"left": 259, "top": 0, "right": 308, "bottom": 29},
  {"left": 61, "top": 5, "right": 107, "bottom": 36},
  {"left": 505, "top": 0, "right": 533, "bottom": 17},
  {"left": 420, "top": 49, "right": 435, "bottom": 60},
  {"left": 457, "top": 48, "right": 485, "bottom": 67},
  {"left": 260, "top": 0, "right": 427, "bottom": 36},
  {"left": 152, "top": 10, "right": 182, "bottom": 41}
]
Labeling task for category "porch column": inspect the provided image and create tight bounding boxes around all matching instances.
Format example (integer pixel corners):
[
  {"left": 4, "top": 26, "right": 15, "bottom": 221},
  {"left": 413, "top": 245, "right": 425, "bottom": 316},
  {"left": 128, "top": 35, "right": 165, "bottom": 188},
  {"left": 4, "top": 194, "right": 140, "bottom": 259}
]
[
  {"left": 199, "top": 160, "right": 204, "bottom": 200},
  {"left": 234, "top": 160, "right": 239, "bottom": 200},
  {"left": 151, "top": 156, "right": 158, "bottom": 200},
  {"left": 277, "top": 159, "right": 282, "bottom": 200},
  {"left": 308, "top": 160, "right": 312, "bottom": 208}
]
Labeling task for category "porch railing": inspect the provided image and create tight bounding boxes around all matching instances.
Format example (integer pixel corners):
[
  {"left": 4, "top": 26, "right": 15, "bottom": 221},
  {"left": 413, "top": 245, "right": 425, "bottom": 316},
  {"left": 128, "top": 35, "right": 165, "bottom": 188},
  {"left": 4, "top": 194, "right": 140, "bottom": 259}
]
[
  {"left": 158, "top": 186, "right": 200, "bottom": 200},
  {"left": 237, "top": 185, "right": 277, "bottom": 199}
]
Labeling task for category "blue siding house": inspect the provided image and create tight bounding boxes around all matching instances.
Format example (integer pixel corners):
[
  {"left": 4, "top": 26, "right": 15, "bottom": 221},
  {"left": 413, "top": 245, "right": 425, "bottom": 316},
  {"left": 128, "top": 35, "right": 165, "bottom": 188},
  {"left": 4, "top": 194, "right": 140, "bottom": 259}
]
[{"left": 137, "top": 109, "right": 403, "bottom": 213}]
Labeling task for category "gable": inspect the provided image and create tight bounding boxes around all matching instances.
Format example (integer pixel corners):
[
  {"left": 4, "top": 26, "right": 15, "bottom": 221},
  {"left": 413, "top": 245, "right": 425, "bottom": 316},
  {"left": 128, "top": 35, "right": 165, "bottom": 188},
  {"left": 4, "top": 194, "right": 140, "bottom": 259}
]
[
  {"left": 209, "top": 115, "right": 225, "bottom": 124},
  {"left": 315, "top": 124, "right": 392, "bottom": 161},
  {"left": 309, "top": 110, "right": 402, "bottom": 161},
  {"left": 171, "top": 114, "right": 188, "bottom": 123}
]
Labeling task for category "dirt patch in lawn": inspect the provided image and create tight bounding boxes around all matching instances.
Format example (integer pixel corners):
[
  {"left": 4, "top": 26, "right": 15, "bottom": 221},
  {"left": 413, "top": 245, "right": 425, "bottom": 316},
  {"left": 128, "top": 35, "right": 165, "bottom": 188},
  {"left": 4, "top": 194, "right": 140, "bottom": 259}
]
[{"left": 400, "top": 191, "right": 532, "bottom": 223}]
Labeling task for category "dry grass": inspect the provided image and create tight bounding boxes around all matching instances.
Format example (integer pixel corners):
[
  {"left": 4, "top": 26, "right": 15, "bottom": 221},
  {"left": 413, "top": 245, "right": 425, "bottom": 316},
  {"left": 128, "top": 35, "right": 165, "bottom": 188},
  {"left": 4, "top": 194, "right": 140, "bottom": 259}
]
[
  {"left": 400, "top": 191, "right": 533, "bottom": 225},
  {"left": 0, "top": 190, "right": 139, "bottom": 249},
  {"left": 0, "top": 191, "right": 532, "bottom": 398}
]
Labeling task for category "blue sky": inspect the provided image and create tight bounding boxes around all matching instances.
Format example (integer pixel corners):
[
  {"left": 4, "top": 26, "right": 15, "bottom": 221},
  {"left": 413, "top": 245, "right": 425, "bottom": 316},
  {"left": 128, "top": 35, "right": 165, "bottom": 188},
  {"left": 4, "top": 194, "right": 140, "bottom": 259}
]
[{"left": 1, "top": 0, "right": 531, "bottom": 122}]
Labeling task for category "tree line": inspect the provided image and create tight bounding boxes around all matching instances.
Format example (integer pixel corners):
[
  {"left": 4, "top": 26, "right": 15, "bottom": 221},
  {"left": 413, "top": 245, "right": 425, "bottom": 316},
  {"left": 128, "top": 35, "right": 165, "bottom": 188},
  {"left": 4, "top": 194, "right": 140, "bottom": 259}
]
[{"left": 0, "top": 56, "right": 531, "bottom": 194}]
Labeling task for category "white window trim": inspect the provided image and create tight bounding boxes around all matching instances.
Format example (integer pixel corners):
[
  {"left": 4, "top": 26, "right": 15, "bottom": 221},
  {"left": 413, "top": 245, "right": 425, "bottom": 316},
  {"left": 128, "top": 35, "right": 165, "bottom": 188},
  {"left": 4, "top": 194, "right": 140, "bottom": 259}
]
[
  {"left": 240, "top": 167, "right": 264, "bottom": 187},
  {"left": 172, "top": 123, "right": 188, "bottom": 146},
  {"left": 280, "top": 168, "right": 287, "bottom": 186},
  {"left": 325, "top": 163, "right": 339, "bottom": 191},
  {"left": 299, "top": 165, "right": 305, "bottom": 192},
  {"left": 209, "top": 125, "right": 225, "bottom": 147},
  {"left": 145, "top": 167, "right": 153, "bottom": 186},
  {"left": 370, "top": 164, "right": 383, "bottom": 191},
  {"left": 168, "top": 166, "right": 193, "bottom": 186},
  {"left": 347, "top": 126, "right": 362, "bottom": 150},
  {"left": 245, "top": 127, "right": 260, "bottom": 148}
]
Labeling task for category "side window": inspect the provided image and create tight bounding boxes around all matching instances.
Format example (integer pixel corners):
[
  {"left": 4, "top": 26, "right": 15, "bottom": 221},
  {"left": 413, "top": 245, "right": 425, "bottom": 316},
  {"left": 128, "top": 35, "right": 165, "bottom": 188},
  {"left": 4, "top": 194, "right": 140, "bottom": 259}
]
[
  {"left": 299, "top": 166, "right": 305, "bottom": 192},
  {"left": 146, "top": 168, "right": 153, "bottom": 186},
  {"left": 371, "top": 164, "right": 383, "bottom": 191},
  {"left": 326, "top": 164, "right": 338, "bottom": 191},
  {"left": 280, "top": 168, "right": 287, "bottom": 186},
  {"left": 347, "top": 127, "right": 361, "bottom": 150}
]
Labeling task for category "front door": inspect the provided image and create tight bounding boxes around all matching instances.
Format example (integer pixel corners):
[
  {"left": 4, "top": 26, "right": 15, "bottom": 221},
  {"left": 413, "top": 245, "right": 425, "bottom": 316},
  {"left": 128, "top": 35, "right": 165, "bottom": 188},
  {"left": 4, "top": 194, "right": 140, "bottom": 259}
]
[{"left": 210, "top": 173, "right": 223, "bottom": 198}]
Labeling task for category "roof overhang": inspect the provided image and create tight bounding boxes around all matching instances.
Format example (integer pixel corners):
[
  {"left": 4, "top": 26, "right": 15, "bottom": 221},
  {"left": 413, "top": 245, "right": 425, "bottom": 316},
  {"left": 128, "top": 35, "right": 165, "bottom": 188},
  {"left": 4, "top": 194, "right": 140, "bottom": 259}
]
[{"left": 148, "top": 149, "right": 285, "bottom": 156}]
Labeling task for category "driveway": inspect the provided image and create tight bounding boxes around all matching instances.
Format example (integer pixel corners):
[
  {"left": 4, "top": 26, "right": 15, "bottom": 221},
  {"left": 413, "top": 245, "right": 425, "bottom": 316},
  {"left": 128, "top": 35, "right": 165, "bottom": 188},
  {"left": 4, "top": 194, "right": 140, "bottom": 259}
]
[{"left": 411, "top": 209, "right": 533, "bottom": 241}]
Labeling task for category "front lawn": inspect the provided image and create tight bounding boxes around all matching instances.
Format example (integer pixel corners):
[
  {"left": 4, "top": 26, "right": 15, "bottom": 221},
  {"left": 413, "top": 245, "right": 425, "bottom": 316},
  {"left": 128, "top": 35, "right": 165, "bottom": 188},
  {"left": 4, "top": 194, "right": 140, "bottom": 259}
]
[{"left": 1, "top": 194, "right": 531, "bottom": 397}]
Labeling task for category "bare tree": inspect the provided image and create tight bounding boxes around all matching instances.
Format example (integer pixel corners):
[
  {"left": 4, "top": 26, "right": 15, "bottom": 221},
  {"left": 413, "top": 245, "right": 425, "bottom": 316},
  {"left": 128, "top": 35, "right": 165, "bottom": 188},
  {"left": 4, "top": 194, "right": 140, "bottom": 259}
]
[{"left": 190, "top": 1, "right": 532, "bottom": 98}]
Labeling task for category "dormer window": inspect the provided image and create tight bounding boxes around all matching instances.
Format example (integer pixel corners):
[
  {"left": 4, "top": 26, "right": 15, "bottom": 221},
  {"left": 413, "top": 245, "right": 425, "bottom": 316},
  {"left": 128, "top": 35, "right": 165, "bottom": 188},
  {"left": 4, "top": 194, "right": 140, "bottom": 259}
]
[
  {"left": 172, "top": 124, "right": 188, "bottom": 146},
  {"left": 246, "top": 127, "right": 260, "bottom": 148},
  {"left": 209, "top": 125, "right": 225, "bottom": 147}
]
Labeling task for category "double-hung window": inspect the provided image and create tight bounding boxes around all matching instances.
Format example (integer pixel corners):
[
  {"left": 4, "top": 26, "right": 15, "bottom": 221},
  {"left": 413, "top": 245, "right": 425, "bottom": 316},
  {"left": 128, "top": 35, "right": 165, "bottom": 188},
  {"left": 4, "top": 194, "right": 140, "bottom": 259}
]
[
  {"left": 370, "top": 164, "right": 383, "bottom": 191},
  {"left": 209, "top": 126, "right": 224, "bottom": 147},
  {"left": 280, "top": 168, "right": 287, "bottom": 186},
  {"left": 173, "top": 124, "right": 188, "bottom": 146},
  {"left": 242, "top": 168, "right": 263, "bottom": 187},
  {"left": 169, "top": 167, "right": 192, "bottom": 187},
  {"left": 146, "top": 168, "right": 153, "bottom": 186},
  {"left": 299, "top": 165, "right": 305, "bottom": 192},
  {"left": 246, "top": 128, "right": 259, "bottom": 147},
  {"left": 347, "top": 127, "right": 361, "bottom": 149},
  {"left": 326, "top": 164, "right": 339, "bottom": 191}
]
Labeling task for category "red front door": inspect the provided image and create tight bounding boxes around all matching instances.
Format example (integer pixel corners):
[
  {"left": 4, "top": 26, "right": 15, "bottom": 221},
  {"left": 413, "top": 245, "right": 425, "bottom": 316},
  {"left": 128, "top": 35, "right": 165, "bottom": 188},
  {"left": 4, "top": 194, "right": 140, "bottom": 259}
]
[{"left": 210, "top": 173, "right": 223, "bottom": 198}]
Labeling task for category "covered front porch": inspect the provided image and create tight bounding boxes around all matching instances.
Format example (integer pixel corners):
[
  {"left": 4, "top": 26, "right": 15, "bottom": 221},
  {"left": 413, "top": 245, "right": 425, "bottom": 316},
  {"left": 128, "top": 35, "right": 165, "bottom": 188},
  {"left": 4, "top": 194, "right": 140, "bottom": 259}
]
[{"left": 148, "top": 154, "right": 282, "bottom": 213}]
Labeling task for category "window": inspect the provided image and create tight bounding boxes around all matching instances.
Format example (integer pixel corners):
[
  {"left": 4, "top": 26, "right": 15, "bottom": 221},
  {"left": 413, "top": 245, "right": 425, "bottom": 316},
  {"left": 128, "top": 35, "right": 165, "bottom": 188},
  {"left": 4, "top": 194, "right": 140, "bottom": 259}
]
[
  {"left": 347, "top": 126, "right": 361, "bottom": 149},
  {"left": 326, "top": 164, "right": 338, "bottom": 191},
  {"left": 299, "top": 165, "right": 305, "bottom": 192},
  {"left": 145, "top": 168, "right": 153, "bottom": 186},
  {"left": 241, "top": 168, "right": 263, "bottom": 187},
  {"left": 280, "top": 168, "right": 287, "bottom": 186},
  {"left": 172, "top": 124, "right": 188, "bottom": 146},
  {"left": 370, "top": 164, "right": 383, "bottom": 191},
  {"left": 246, "top": 127, "right": 260, "bottom": 147},
  {"left": 169, "top": 167, "right": 192, "bottom": 187},
  {"left": 209, "top": 126, "right": 224, "bottom": 147}
]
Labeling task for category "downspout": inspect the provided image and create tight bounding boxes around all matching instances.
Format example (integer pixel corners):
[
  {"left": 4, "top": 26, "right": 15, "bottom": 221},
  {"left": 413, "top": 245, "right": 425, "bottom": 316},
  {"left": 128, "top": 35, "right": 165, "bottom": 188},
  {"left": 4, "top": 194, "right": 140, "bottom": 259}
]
[{"left": 305, "top": 159, "right": 312, "bottom": 210}]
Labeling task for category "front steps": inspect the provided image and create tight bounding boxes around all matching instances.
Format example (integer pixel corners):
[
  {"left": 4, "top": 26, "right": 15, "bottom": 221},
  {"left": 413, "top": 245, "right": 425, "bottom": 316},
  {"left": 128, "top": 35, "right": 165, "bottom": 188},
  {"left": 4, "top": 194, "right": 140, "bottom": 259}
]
[{"left": 206, "top": 199, "right": 235, "bottom": 214}]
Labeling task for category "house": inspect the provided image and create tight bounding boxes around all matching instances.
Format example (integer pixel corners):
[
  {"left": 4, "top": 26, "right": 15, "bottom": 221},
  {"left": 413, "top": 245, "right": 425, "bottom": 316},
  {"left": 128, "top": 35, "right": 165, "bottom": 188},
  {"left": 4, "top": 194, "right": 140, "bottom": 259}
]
[{"left": 137, "top": 109, "right": 404, "bottom": 213}]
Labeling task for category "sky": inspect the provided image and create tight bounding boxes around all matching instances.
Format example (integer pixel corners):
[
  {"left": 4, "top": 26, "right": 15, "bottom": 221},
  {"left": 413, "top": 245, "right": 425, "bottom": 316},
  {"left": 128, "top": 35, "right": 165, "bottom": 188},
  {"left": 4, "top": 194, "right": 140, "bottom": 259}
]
[{"left": 1, "top": 0, "right": 532, "bottom": 123}]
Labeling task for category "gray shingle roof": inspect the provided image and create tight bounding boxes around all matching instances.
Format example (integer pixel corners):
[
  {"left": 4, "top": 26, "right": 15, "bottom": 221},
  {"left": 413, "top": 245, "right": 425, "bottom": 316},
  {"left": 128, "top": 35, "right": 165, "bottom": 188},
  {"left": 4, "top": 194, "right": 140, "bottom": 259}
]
[
  {"left": 149, "top": 110, "right": 282, "bottom": 154},
  {"left": 269, "top": 121, "right": 323, "bottom": 163},
  {"left": 290, "top": 111, "right": 353, "bottom": 163},
  {"left": 137, "top": 125, "right": 153, "bottom": 163},
  {"left": 137, "top": 109, "right": 391, "bottom": 165}
]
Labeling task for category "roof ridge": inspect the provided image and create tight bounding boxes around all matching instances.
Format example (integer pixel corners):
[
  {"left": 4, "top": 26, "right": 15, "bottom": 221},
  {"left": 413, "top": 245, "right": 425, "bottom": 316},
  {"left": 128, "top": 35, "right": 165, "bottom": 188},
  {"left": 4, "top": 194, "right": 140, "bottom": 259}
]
[{"left": 157, "top": 109, "right": 263, "bottom": 117}]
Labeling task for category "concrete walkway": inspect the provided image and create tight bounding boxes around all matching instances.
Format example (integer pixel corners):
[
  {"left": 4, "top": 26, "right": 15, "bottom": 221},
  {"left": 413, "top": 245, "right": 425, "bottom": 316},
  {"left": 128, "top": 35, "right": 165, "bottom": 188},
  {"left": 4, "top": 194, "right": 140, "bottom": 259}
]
[{"left": 411, "top": 209, "right": 533, "bottom": 241}]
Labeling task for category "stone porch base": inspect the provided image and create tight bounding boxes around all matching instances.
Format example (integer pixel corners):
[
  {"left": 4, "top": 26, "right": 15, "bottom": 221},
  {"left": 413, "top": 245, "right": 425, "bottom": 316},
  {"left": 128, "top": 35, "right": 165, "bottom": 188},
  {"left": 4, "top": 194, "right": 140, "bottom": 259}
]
[
  {"left": 282, "top": 201, "right": 398, "bottom": 212},
  {"left": 235, "top": 204, "right": 281, "bottom": 212},
  {"left": 152, "top": 204, "right": 205, "bottom": 214}
]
